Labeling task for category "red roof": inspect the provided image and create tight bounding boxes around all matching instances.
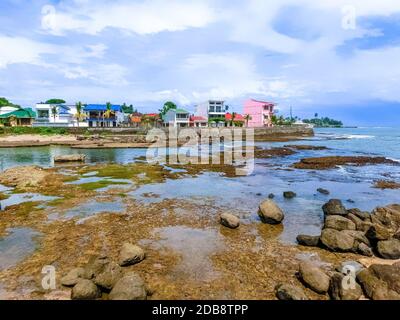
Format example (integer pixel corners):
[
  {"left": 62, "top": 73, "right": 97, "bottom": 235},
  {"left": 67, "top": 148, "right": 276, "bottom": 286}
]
[
  {"left": 145, "top": 113, "right": 159, "bottom": 118},
  {"left": 189, "top": 115, "right": 207, "bottom": 122},
  {"left": 225, "top": 113, "right": 245, "bottom": 121}
]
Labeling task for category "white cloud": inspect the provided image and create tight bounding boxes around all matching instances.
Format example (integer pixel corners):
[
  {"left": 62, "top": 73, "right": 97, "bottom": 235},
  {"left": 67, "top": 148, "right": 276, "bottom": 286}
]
[{"left": 41, "top": 0, "right": 216, "bottom": 35}]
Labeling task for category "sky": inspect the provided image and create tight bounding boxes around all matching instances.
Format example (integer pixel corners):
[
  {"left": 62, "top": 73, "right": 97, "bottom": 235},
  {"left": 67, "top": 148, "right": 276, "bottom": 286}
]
[{"left": 0, "top": 0, "right": 400, "bottom": 125}]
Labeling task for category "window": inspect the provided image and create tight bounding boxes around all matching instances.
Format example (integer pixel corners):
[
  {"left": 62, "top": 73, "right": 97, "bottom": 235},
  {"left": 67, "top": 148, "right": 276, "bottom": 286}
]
[{"left": 37, "top": 110, "right": 49, "bottom": 118}]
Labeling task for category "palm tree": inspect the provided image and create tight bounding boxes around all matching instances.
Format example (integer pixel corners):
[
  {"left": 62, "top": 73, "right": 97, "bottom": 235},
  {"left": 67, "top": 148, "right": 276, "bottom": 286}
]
[
  {"left": 244, "top": 114, "right": 252, "bottom": 127},
  {"left": 231, "top": 112, "right": 237, "bottom": 127},
  {"left": 141, "top": 114, "right": 151, "bottom": 129},
  {"left": 50, "top": 105, "right": 58, "bottom": 123},
  {"left": 74, "top": 101, "right": 85, "bottom": 127},
  {"left": 103, "top": 102, "right": 114, "bottom": 127}
]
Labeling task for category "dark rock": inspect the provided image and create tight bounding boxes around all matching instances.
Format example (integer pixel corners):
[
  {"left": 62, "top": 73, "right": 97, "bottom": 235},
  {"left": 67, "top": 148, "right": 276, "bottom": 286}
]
[
  {"left": 377, "top": 239, "right": 400, "bottom": 259},
  {"left": 94, "top": 262, "right": 123, "bottom": 291},
  {"left": 109, "top": 272, "right": 147, "bottom": 300},
  {"left": 329, "top": 272, "right": 362, "bottom": 300},
  {"left": 317, "top": 188, "right": 330, "bottom": 195},
  {"left": 324, "top": 215, "right": 356, "bottom": 231},
  {"left": 298, "top": 261, "right": 330, "bottom": 294},
  {"left": 220, "top": 212, "right": 240, "bottom": 229},
  {"left": 258, "top": 199, "right": 284, "bottom": 224},
  {"left": 268, "top": 193, "right": 275, "bottom": 199},
  {"left": 118, "top": 243, "right": 145, "bottom": 267},
  {"left": 283, "top": 191, "right": 296, "bottom": 199},
  {"left": 296, "top": 235, "right": 320, "bottom": 247},
  {"left": 71, "top": 279, "right": 101, "bottom": 300},
  {"left": 346, "top": 199, "right": 355, "bottom": 204},
  {"left": 275, "top": 283, "right": 308, "bottom": 300},
  {"left": 347, "top": 208, "right": 370, "bottom": 221},
  {"left": 322, "top": 199, "right": 347, "bottom": 216},
  {"left": 61, "top": 267, "right": 85, "bottom": 287},
  {"left": 320, "top": 228, "right": 355, "bottom": 252},
  {"left": 366, "top": 224, "right": 391, "bottom": 242}
]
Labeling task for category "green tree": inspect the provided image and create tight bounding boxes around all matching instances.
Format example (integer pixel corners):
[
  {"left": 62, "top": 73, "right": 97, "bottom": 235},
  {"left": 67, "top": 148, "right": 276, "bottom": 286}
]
[
  {"left": 103, "top": 102, "right": 114, "bottom": 127},
  {"left": 122, "top": 103, "right": 134, "bottom": 114},
  {"left": 0, "top": 97, "right": 11, "bottom": 107},
  {"left": 159, "top": 101, "right": 177, "bottom": 117},
  {"left": 74, "top": 101, "right": 86, "bottom": 127},
  {"left": 46, "top": 99, "right": 66, "bottom": 104}
]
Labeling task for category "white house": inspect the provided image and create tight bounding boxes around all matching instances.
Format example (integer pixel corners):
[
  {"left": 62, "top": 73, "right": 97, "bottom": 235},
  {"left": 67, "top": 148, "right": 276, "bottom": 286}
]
[
  {"left": 195, "top": 100, "right": 227, "bottom": 127},
  {"left": 163, "top": 108, "right": 190, "bottom": 127},
  {"left": 34, "top": 103, "right": 87, "bottom": 127}
]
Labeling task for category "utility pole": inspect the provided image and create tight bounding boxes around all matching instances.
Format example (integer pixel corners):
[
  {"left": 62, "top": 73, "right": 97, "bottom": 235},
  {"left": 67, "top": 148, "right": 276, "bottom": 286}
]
[{"left": 290, "top": 106, "right": 293, "bottom": 120}]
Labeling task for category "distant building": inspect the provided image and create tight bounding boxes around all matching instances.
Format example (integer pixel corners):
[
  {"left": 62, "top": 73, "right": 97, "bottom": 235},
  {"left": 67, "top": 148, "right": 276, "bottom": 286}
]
[
  {"left": 243, "top": 99, "right": 275, "bottom": 127},
  {"left": 189, "top": 115, "right": 208, "bottom": 127},
  {"left": 84, "top": 104, "right": 124, "bottom": 127},
  {"left": 0, "top": 107, "right": 36, "bottom": 126},
  {"left": 34, "top": 103, "right": 84, "bottom": 127},
  {"left": 163, "top": 108, "right": 190, "bottom": 127},
  {"left": 195, "top": 100, "right": 227, "bottom": 125}
]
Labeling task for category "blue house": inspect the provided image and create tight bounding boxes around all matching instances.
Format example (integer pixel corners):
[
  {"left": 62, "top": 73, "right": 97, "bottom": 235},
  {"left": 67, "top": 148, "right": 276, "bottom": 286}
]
[{"left": 84, "top": 104, "right": 124, "bottom": 128}]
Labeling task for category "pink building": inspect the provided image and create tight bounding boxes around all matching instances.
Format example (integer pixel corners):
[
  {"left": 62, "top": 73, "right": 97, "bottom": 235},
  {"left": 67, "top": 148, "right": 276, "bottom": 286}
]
[{"left": 243, "top": 99, "right": 276, "bottom": 127}]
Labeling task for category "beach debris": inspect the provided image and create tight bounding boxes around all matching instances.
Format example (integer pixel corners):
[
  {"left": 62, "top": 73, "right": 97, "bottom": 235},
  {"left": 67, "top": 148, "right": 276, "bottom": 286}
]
[
  {"left": 258, "top": 199, "right": 284, "bottom": 224},
  {"left": 54, "top": 154, "right": 86, "bottom": 162},
  {"left": 118, "top": 243, "right": 145, "bottom": 267},
  {"left": 219, "top": 212, "right": 240, "bottom": 229},
  {"left": 275, "top": 283, "right": 308, "bottom": 300}
]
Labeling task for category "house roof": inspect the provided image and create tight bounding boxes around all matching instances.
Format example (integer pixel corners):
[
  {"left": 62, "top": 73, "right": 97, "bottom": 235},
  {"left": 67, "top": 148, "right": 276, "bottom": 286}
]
[
  {"left": 173, "top": 108, "right": 189, "bottom": 114},
  {"left": 246, "top": 99, "right": 275, "bottom": 107},
  {"left": 130, "top": 116, "right": 142, "bottom": 123},
  {"left": 84, "top": 104, "right": 122, "bottom": 112},
  {"left": 0, "top": 108, "right": 36, "bottom": 119},
  {"left": 189, "top": 116, "right": 207, "bottom": 122},
  {"left": 225, "top": 113, "right": 245, "bottom": 121},
  {"left": 145, "top": 113, "right": 159, "bottom": 117}
]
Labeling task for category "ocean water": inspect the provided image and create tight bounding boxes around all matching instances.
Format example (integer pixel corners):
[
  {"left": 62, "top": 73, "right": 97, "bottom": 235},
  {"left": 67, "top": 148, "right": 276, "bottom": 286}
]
[{"left": 0, "top": 127, "right": 399, "bottom": 244}]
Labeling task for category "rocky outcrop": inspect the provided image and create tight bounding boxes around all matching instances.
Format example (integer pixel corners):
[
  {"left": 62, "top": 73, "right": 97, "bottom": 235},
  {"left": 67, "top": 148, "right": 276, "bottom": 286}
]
[
  {"left": 254, "top": 147, "right": 296, "bottom": 159},
  {"left": 324, "top": 215, "right": 356, "bottom": 231},
  {"left": 320, "top": 228, "right": 355, "bottom": 251},
  {"left": 94, "top": 262, "right": 123, "bottom": 291},
  {"left": 373, "top": 180, "right": 400, "bottom": 189},
  {"left": 83, "top": 255, "right": 110, "bottom": 280},
  {"left": 284, "top": 145, "right": 328, "bottom": 151},
  {"left": 219, "top": 212, "right": 240, "bottom": 229},
  {"left": 118, "top": 243, "right": 145, "bottom": 267},
  {"left": 54, "top": 154, "right": 86, "bottom": 162},
  {"left": 61, "top": 267, "right": 85, "bottom": 287},
  {"left": 329, "top": 272, "right": 362, "bottom": 300},
  {"left": 0, "top": 165, "right": 50, "bottom": 188},
  {"left": 376, "top": 239, "right": 400, "bottom": 259},
  {"left": 298, "top": 261, "right": 330, "bottom": 294},
  {"left": 322, "top": 199, "right": 347, "bottom": 216},
  {"left": 293, "top": 156, "right": 398, "bottom": 170},
  {"left": 109, "top": 272, "right": 148, "bottom": 300},
  {"left": 71, "top": 279, "right": 101, "bottom": 300},
  {"left": 357, "top": 263, "right": 400, "bottom": 300},
  {"left": 258, "top": 199, "right": 284, "bottom": 224},
  {"left": 275, "top": 283, "right": 308, "bottom": 300}
]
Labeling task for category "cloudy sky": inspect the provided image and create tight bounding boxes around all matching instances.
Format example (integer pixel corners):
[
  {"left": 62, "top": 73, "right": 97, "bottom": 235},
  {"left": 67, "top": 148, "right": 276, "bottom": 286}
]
[{"left": 1, "top": 0, "right": 400, "bottom": 125}]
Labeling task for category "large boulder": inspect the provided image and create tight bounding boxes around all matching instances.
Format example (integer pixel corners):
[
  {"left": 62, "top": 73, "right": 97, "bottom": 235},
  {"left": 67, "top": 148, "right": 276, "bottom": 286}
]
[
  {"left": 296, "top": 235, "right": 320, "bottom": 247},
  {"left": 258, "top": 200, "right": 284, "bottom": 224},
  {"left": 366, "top": 224, "right": 391, "bottom": 242},
  {"left": 298, "top": 261, "right": 330, "bottom": 294},
  {"left": 329, "top": 272, "right": 362, "bottom": 300},
  {"left": 109, "top": 272, "right": 148, "bottom": 300},
  {"left": 322, "top": 199, "right": 347, "bottom": 216},
  {"left": 370, "top": 205, "right": 400, "bottom": 231},
  {"left": 357, "top": 264, "right": 400, "bottom": 300},
  {"left": 219, "top": 212, "right": 240, "bottom": 229},
  {"left": 61, "top": 267, "right": 85, "bottom": 287},
  {"left": 377, "top": 239, "right": 400, "bottom": 259},
  {"left": 118, "top": 243, "right": 145, "bottom": 267},
  {"left": 320, "top": 228, "right": 355, "bottom": 252},
  {"left": 94, "top": 262, "right": 123, "bottom": 291},
  {"left": 357, "top": 242, "right": 374, "bottom": 257},
  {"left": 54, "top": 154, "right": 86, "bottom": 162},
  {"left": 275, "top": 283, "right": 308, "bottom": 300},
  {"left": 347, "top": 208, "right": 370, "bottom": 221},
  {"left": 324, "top": 215, "right": 356, "bottom": 231},
  {"left": 71, "top": 279, "right": 101, "bottom": 300},
  {"left": 83, "top": 255, "right": 110, "bottom": 280}
]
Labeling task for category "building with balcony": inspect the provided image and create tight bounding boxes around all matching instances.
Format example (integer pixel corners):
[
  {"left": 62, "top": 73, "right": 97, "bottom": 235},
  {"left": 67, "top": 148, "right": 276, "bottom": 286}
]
[
  {"left": 83, "top": 104, "right": 124, "bottom": 127},
  {"left": 243, "top": 99, "right": 276, "bottom": 127},
  {"left": 195, "top": 100, "right": 227, "bottom": 125},
  {"left": 34, "top": 103, "right": 84, "bottom": 127},
  {"left": 163, "top": 108, "right": 190, "bottom": 127}
]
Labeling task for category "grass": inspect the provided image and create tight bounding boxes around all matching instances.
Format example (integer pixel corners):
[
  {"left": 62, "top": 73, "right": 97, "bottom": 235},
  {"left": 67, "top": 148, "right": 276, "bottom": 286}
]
[{"left": 78, "top": 180, "right": 130, "bottom": 191}]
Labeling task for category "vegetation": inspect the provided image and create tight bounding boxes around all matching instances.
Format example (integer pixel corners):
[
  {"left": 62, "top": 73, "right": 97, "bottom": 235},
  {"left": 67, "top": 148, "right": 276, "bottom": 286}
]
[
  {"left": 271, "top": 115, "right": 296, "bottom": 126},
  {"left": 159, "top": 101, "right": 177, "bottom": 117},
  {"left": 50, "top": 105, "right": 58, "bottom": 122},
  {"left": 303, "top": 116, "right": 343, "bottom": 127},
  {"left": 0, "top": 97, "right": 21, "bottom": 108},
  {"left": 45, "top": 99, "right": 66, "bottom": 104},
  {"left": 78, "top": 180, "right": 129, "bottom": 191},
  {"left": 0, "top": 126, "right": 68, "bottom": 135},
  {"left": 122, "top": 103, "right": 135, "bottom": 114},
  {"left": 244, "top": 114, "right": 252, "bottom": 127},
  {"left": 74, "top": 101, "right": 86, "bottom": 127}
]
